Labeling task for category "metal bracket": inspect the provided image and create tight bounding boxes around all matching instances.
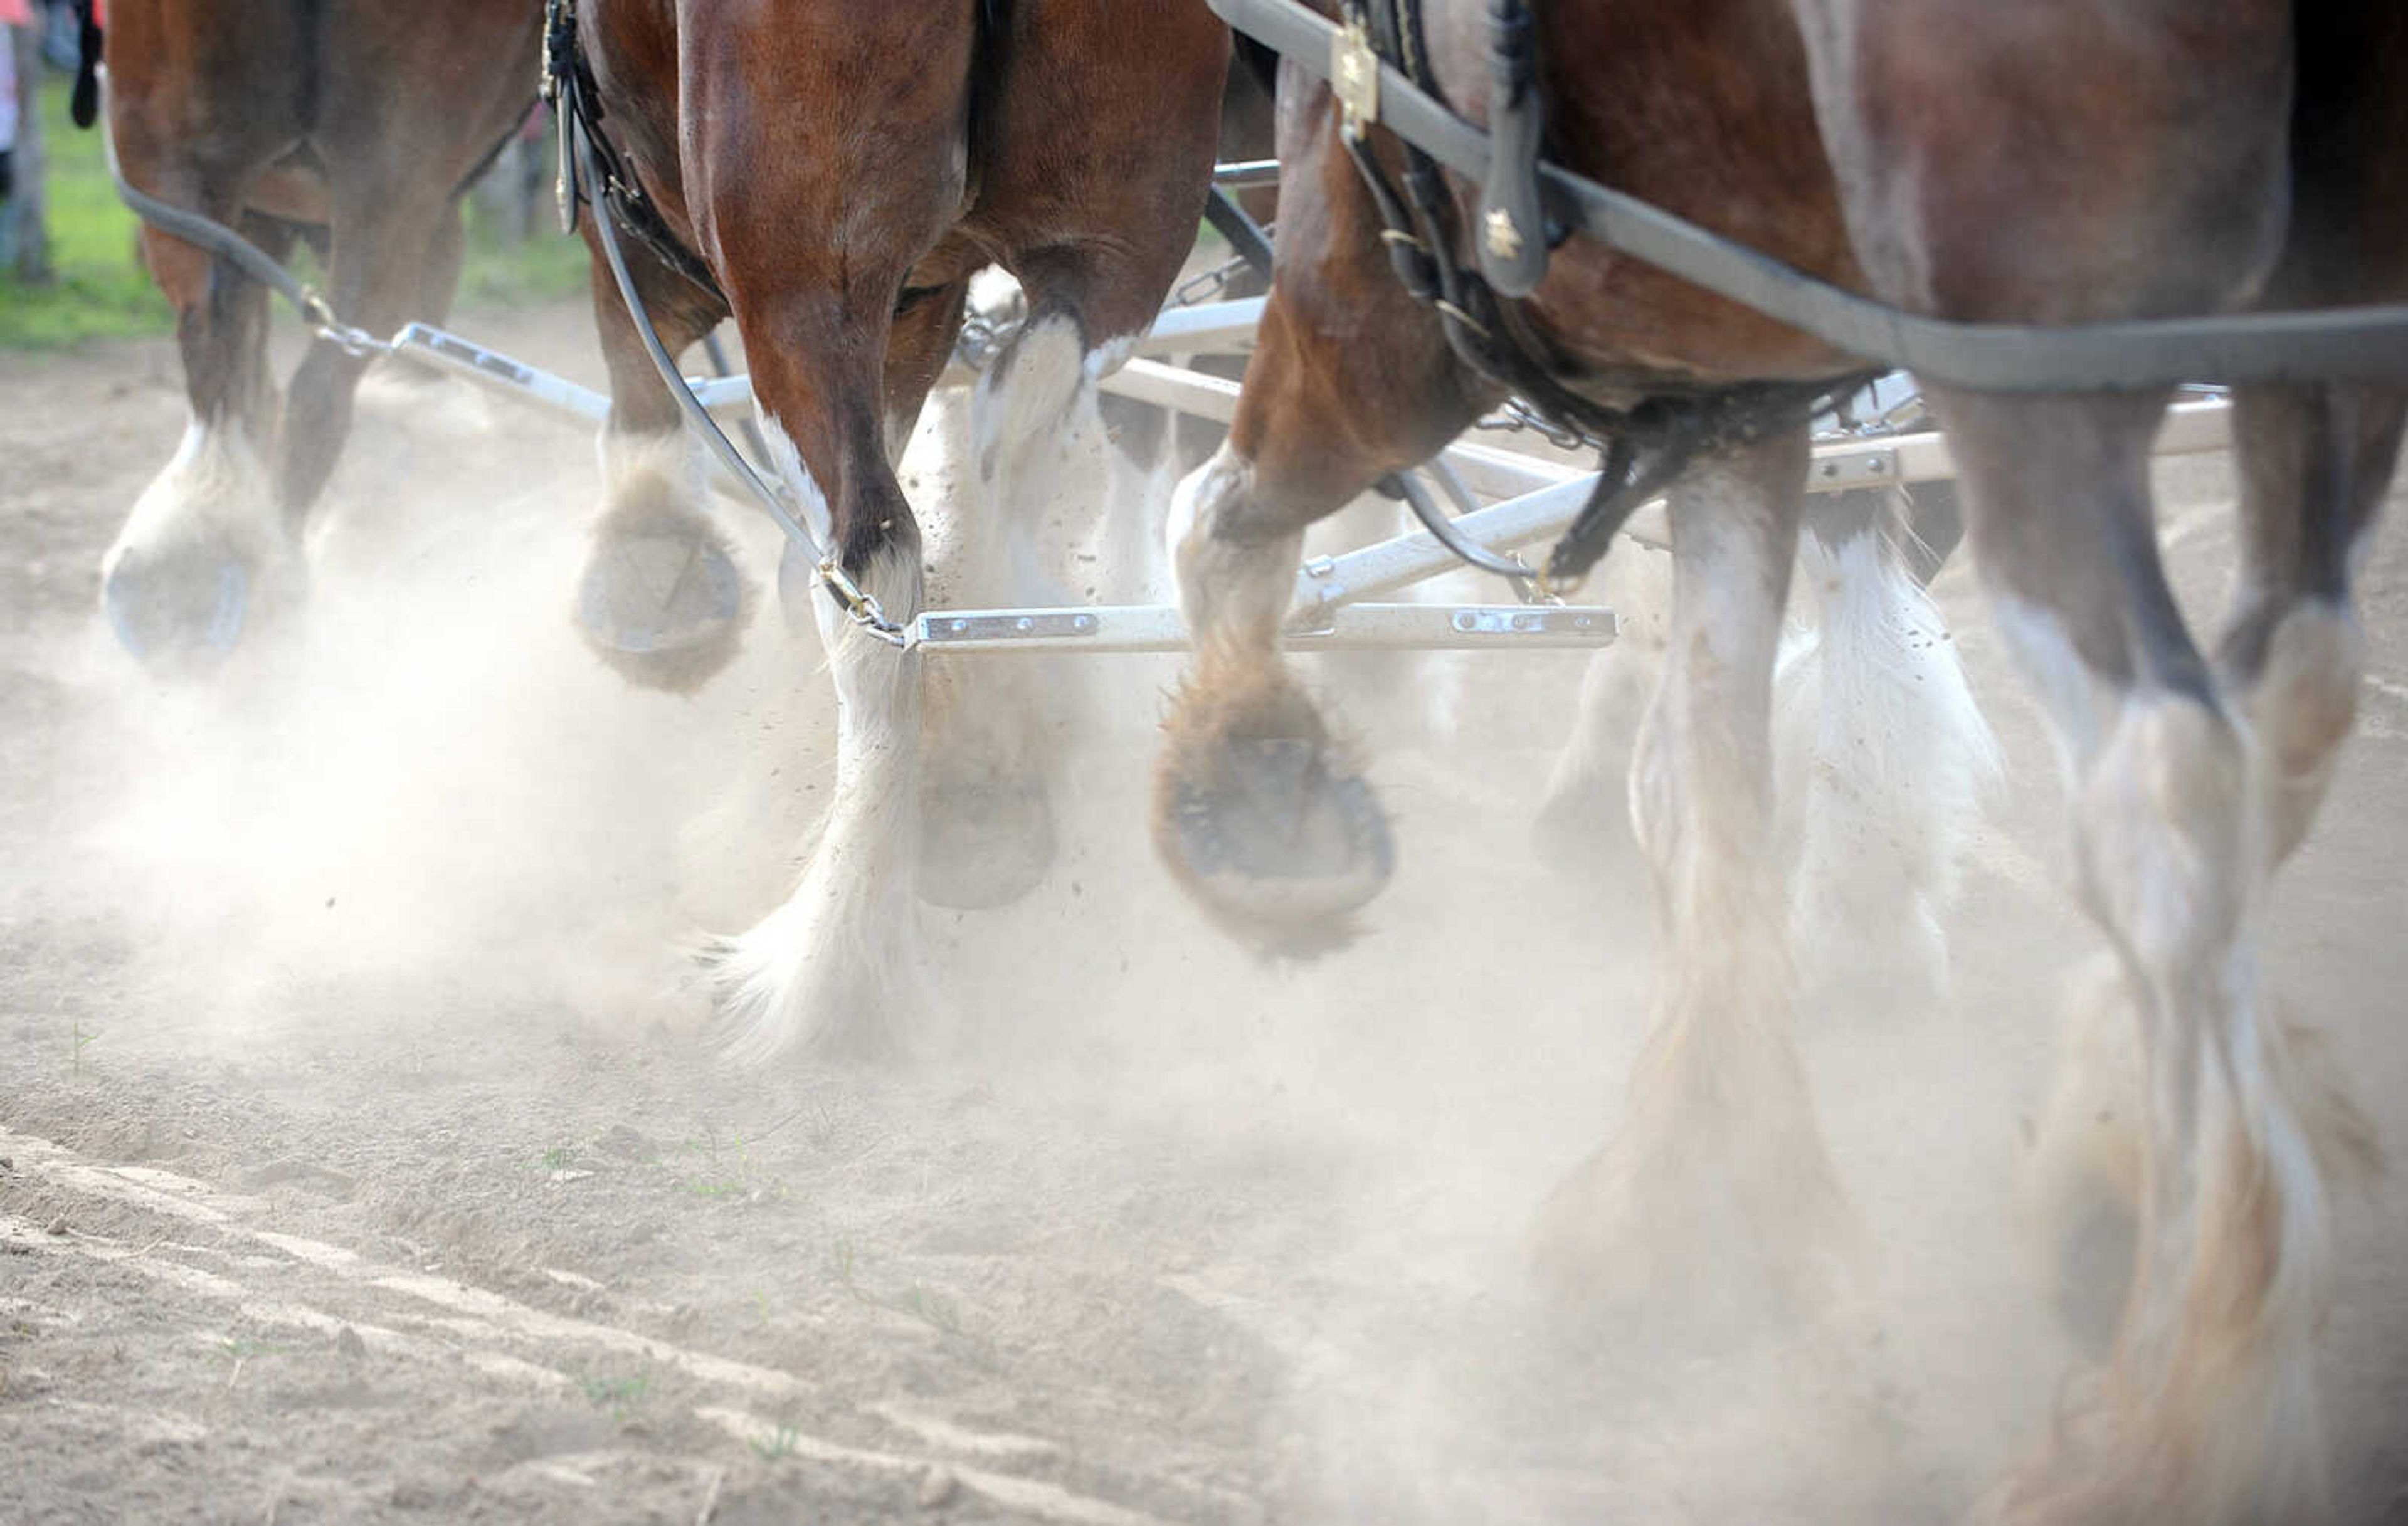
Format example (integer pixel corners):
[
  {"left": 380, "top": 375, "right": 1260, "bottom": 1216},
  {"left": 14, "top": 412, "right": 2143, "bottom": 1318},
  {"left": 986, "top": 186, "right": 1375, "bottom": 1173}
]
[
  {"left": 1333, "top": 16, "right": 1380, "bottom": 130},
  {"left": 909, "top": 602, "right": 1617, "bottom": 655},
  {"left": 916, "top": 612, "right": 1104, "bottom": 646},
  {"left": 1807, "top": 445, "right": 1901, "bottom": 492},
  {"left": 1443, "top": 607, "right": 1612, "bottom": 638}
]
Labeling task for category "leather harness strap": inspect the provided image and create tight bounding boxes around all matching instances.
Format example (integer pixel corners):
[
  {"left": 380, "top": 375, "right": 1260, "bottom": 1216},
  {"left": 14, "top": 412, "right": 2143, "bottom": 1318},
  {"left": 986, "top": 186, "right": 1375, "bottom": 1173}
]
[
  {"left": 1334, "top": 0, "right": 1853, "bottom": 589},
  {"left": 543, "top": 0, "right": 726, "bottom": 304},
  {"left": 1212, "top": 0, "right": 2408, "bottom": 393}
]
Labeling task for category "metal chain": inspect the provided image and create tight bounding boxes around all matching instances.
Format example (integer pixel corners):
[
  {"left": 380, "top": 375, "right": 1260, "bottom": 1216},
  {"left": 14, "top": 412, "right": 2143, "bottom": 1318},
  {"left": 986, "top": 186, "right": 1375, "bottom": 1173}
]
[
  {"left": 1471, "top": 396, "right": 1595, "bottom": 453},
  {"left": 1170, "top": 246, "right": 1264, "bottom": 308},
  {"left": 298, "top": 293, "right": 393, "bottom": 360}
]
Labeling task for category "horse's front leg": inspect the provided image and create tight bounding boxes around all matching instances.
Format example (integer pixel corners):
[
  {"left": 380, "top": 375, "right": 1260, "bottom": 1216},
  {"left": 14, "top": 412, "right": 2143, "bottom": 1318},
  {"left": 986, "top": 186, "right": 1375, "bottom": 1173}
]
[
  {"left": 1925, "top": 388, "right": 2348, "bottom": 1526},
  {"left": 681, "top": 3, "right": 976, "bottom": 1060},
  {"left": 1150, "top": 76, "right": 1490, "bottom": 955},
  {"left": 1528, "top": 426, "right": 1859, "bottom": 1329}
]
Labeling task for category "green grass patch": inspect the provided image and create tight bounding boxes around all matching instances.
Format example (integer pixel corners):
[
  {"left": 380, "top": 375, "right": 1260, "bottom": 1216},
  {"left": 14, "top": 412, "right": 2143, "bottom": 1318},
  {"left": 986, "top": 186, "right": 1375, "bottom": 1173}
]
[
  {"left": 1, "top": 75, "right": 587, "bottom": 352},
  {"left": 0, "top": 75, "right": 171, "bottom": 349},
  {"left": 456, "top": 191, "right": 592, "bottom": 310}
]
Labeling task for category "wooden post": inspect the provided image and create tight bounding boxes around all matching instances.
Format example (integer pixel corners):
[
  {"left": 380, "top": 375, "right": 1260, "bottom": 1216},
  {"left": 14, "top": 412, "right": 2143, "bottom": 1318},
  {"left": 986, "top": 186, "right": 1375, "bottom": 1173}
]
[{"left": 8, "top": 19, "right": 50, "bottom": 285}]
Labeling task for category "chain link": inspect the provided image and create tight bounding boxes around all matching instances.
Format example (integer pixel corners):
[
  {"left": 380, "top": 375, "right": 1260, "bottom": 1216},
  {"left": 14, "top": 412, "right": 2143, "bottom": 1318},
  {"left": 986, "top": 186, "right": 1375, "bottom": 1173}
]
[
  {"left": 300, "top": 290, "right": 392, "bottom": 360},
  {"left": 1170, "top": 246, "right": 1263, "bottom": 308},
  {"left": 815, "top": 556, "right": 911, "bottom": 647},
  {"left": 1471, "top": 396, "right": 1595, "bottom": 453}
]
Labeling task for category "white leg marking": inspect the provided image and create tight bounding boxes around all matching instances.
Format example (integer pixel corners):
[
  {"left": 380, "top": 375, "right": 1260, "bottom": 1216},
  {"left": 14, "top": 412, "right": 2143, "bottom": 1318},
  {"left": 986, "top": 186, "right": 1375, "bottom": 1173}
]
[
  {"left": 704, "top": 417, "right": 926, "bottom": 1061},
  {"left": 102, "top": 414, "right": 300, "bottom": 609},
  {"left": 1774, "top": 524, "right": 2002, "bottom": 1004}
]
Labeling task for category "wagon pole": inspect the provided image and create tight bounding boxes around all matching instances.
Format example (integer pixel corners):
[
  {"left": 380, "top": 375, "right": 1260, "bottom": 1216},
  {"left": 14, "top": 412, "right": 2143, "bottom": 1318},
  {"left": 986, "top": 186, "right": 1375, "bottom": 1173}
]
[{"left": 6, "top": 18, "right": 49, "bottom": 283}]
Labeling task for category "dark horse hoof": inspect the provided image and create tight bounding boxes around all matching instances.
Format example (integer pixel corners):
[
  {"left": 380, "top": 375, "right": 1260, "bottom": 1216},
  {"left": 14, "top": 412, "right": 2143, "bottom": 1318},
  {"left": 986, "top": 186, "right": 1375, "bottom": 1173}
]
[
  {"left": 103, "top": 542, "right": 252, "bottom": 667},
  {"left": 919, "top": 761, "right": 1056, "bottom": 910},
  {"left": 1153, "top": 673, "right": 1394, "bottom": 957},
  {"left": 577, "top": 513, "right": 747, "bottom": 693}
]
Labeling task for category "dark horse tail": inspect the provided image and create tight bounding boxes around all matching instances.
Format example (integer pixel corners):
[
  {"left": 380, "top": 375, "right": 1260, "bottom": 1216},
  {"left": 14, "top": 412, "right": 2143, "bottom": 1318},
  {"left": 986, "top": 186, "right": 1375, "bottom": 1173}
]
[{"left": 70, "top": 0, "right": 105, "bottom": 129}]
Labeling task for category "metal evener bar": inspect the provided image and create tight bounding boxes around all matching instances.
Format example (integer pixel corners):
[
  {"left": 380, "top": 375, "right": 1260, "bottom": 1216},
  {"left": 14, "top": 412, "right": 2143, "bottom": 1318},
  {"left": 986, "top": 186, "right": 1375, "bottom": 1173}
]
[
  {"left": 911, "top": 601, "right": 1615, "bottom": 654},
  {"left": 394, "top": 323, "right": 610, "bottom": 426},
  {"left": 1294, "top": 476, "right": 1598, "bottom": 610}
]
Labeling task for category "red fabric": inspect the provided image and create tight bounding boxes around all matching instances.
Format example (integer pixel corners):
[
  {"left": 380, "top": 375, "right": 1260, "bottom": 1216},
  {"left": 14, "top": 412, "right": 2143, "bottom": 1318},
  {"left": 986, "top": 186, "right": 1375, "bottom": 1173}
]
[{"left": 0, "top": 0, "right": 36, "bottom": 32}]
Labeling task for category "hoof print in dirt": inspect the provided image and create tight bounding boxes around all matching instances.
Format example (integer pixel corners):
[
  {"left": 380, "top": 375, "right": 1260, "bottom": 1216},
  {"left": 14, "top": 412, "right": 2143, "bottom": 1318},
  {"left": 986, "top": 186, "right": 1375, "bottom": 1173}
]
[
  {"left": 577, "top": 501, "right": 749, "bottom": 694},
  {"left": 917, "top": 762, "right": 1055, "bottom": 911},
  {"left": 102, "top": 542, "right": 255, "bottom": 668},
  {"left": 1154, "top": 678, "right": 1393, "bottom": 959}
]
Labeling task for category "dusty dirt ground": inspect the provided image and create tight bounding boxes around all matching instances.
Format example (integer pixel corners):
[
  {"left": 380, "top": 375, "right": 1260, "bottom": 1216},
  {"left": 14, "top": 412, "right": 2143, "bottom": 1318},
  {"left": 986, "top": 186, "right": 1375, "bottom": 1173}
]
[{"left": 3, "top": 301, "right": 2406, "bottom": 1525}]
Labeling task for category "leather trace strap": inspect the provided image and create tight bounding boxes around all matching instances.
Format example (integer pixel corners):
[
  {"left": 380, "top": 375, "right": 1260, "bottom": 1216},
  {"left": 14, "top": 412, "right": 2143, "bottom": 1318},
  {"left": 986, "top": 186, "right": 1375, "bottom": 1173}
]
[
  {"left": 564, "top": 113, "right": 907, "bottom": 646},
  {"left": 100, "top": 129, "right": 391, "bottom": 359}
]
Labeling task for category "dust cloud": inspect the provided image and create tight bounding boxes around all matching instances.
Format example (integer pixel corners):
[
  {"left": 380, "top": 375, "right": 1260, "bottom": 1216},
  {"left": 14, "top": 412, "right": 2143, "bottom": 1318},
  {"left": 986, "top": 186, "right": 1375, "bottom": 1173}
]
[{"left": 15, "top": 321, "right": 2373, "bottom": 1524}]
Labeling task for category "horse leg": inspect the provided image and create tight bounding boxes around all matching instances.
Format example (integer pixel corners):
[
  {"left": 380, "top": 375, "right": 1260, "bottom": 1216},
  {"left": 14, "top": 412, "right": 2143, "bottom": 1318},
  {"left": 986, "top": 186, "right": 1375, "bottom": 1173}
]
[
  {"left": 1923, "top": 389, "right": 2335, "bottom": 1526},
  {"left": 1528, "top": 428, "right": 1858, "bottom": 1327},
  {"left": 1151, "top": 70, "right": 1489, "bottom": 954},
  {"left": 916, "top": 0, "right": 1228, "bottom": 911},
  {"left": 2219, "top": 384, "right": 2404, "bottom": 863},
  {"left": 687, "top": 3, "right": 976, "bottom": 1061},
  {"left": 272, "top": 174, "right": 475, "bottom": 538},
  {"left": 1775, "top": 487, "right": 2001, "bottom": 1012},
  {"left": 572, "top": 231, "right": 746, "bottom": 693},
  {"left": 2018, "top": 384, "right": 2397, "bottom": 1366},
  {"left": 917, "top": 242, "right": 1204, "bottom": 912},
  {"left": 413, "top": 196, "right": 468, "bottom": 326},
  {"left": 100, "top": 169, "right": 295, "bottom": 664}
]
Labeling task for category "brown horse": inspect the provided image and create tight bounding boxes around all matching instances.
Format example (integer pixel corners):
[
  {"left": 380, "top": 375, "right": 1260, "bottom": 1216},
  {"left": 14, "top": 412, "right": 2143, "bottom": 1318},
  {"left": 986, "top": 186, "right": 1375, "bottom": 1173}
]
[
  {"left": 95, "top": 0, "right": 544, "bottom": 663},
  {"left": 1154, "top": 2, "right": 2403, "bottom": 1520},
  {"left": 567, "top": 0, "right": 1229, "bottom": 1056}
]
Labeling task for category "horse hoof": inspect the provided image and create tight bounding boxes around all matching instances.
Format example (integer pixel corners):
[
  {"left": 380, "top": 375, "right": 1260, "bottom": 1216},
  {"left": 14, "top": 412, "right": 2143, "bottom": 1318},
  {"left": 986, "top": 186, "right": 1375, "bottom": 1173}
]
[
  {"left": 102, "top": 544, "right": 251, "bottom": 666},
  {"left": 919, "top": 763, "right": 1055, "bottom": 910},
  {"left": 577, "top": 520, "right": 746, "bottom": 692},
  {"left": 1154, "top": 690, "right": 1393, "bottom": 956}
]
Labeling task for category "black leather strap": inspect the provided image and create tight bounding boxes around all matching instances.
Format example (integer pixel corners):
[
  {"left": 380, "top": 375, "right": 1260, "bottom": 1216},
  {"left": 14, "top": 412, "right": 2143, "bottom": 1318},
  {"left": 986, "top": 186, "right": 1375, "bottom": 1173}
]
[{"left": 544, "top": 0, "right": 726, "bottom": 303}]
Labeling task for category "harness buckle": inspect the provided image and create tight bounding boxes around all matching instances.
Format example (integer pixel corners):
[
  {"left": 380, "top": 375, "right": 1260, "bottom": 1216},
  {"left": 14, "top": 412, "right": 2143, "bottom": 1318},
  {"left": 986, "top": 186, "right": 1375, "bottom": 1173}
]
[
  {"left": 1333, "top": 16, "right": 1380, "bottom": 131},
  {"left": 1531, "top": 561, "right": 1587, "bottom": 603},
  {"left": 297, "top": 287, "right": 388, "bottom": 359},
  {"left": 816, "top": 557, "right": 912, "bottom": 648}
]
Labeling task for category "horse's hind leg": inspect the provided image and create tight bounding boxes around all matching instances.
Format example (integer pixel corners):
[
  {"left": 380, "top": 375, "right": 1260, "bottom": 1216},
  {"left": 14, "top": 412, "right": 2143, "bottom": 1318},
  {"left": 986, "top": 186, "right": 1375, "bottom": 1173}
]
[
  {"left": 573, "top": 230, "right": 746, "bottom": 693},
  {"left": 1930, "top": 389, "right": 2338, "bottom": 1526},
  {"left": 916, "top": 0, "right": 1230, "bottom": 910},
  {"left": 1528, "top": 428, "right": 1857, "bottom": 1327},
  {"left": 98, "top": 52, "right": 301, "bottom": 665},
  {"left": 922, "top": 241, "right": 1207, "bottom": 911},
  {"left": 100, "top": 199, "right": 297, "bottom": 663},
  {"left": 273, "top": 174, "right": 476, "bottom": 537},
  {"left": 2221, "top": 387, "right": 2403, "bottom": 861}
]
